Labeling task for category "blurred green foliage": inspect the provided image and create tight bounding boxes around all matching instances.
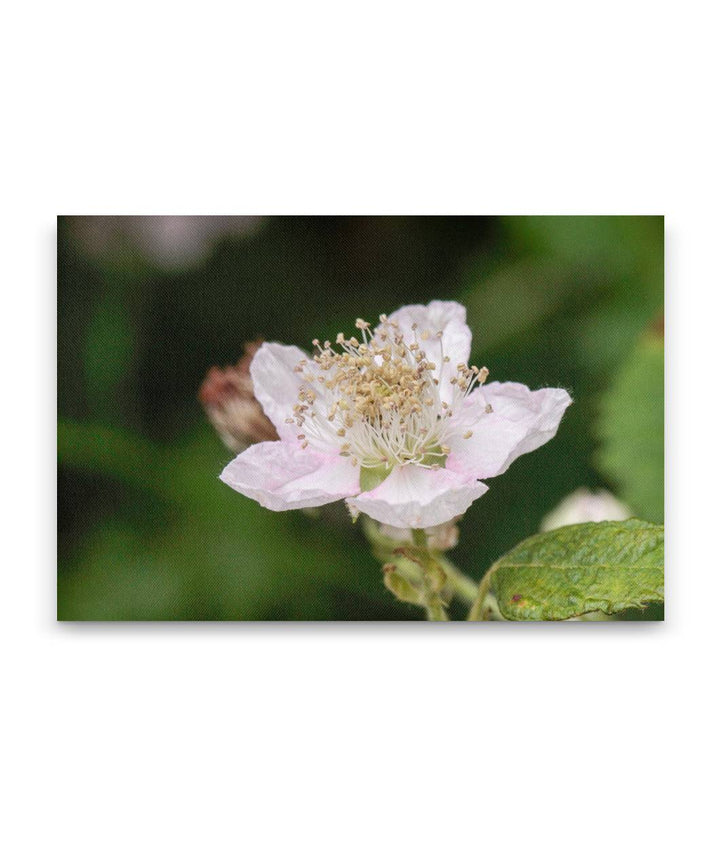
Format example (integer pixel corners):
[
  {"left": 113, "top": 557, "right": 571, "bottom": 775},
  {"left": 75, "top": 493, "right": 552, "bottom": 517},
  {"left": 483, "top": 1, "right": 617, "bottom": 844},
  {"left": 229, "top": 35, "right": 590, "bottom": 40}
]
[
  {"left": 596, "top": 333, "right": 664, "bottom": 523},
  {"left": 57, "top": 215, "right": 663, "bottom": 620}
]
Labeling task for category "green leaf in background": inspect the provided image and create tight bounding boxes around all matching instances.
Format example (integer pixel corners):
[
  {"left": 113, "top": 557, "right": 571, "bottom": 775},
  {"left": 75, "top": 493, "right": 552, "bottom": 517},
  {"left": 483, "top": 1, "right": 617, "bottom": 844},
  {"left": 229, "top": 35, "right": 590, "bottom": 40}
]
[
  {"left": 596, "top": 331, "right": 664, "bottom": 522},
  {"left": 481, "top": 520, "right": 663, "bottom": 621},
  {"left": 462, "top": 216, "right": 664, "bottom": 376},
  {"left": 462, "top": 258, "right": 600, "bottom": 354}
]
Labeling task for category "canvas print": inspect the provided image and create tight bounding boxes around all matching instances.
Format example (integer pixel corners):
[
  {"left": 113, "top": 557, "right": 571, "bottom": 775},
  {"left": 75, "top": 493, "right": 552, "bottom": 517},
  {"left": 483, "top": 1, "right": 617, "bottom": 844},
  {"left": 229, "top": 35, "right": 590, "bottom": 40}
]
[{"left": 58, "top": 216, "right": 664, "bottom": 621}]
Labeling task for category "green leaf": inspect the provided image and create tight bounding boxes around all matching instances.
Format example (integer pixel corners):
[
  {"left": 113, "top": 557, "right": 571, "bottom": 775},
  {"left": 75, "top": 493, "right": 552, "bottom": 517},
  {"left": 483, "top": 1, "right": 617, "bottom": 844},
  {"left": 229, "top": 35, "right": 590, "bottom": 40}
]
[
  {"left": 596, "top": 332, "right": 664, "bottom": 522},
  {"left": 483, "top": 520, "right": 664, "bottom": 621}
]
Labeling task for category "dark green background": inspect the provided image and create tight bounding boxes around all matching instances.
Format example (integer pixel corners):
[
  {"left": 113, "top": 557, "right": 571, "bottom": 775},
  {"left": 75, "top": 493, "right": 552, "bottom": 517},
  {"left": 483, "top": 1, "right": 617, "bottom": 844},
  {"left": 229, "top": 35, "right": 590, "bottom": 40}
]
[{"left": 57, "top": 216, "right": 664, "bottom": 620}]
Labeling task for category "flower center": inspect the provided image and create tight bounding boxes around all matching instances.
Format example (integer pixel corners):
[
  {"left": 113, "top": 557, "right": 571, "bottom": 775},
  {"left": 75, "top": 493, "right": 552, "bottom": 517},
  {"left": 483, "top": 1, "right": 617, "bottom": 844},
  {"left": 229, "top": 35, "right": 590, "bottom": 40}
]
[{"left": 287, "top": 315, "right": 489, "bottom": 474}]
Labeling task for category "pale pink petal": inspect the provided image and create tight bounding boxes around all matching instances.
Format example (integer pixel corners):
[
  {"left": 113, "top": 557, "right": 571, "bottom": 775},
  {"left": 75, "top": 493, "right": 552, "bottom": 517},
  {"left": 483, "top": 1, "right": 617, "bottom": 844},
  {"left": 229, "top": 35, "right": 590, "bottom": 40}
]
[
  {"left": 249, "top": 342, "right": 332, "bottom": 446},
  {"left": 220, "top": 441, "right": 360, "bottom": 511},
  {"left": 349, "top": 464, "right": 488, "bottom": 528},
  {"left": 384, "top": 300, "right": 472, "bottom": 400},
  {"left": 446, "top": 382, "right": 572, "bottom": 479}
]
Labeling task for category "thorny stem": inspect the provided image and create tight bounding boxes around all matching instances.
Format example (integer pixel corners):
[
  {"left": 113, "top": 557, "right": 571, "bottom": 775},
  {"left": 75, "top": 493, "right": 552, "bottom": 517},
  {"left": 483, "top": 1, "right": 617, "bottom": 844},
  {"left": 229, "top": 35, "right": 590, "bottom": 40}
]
[{"left": 364, "top": 518, "right": 480, "bottom": 620}]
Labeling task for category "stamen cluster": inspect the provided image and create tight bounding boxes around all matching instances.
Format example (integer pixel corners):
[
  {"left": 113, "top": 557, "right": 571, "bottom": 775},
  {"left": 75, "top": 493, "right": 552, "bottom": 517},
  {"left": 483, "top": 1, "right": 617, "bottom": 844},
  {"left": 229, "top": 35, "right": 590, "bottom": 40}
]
[{"left": 286, "top": 315, "right": 489, "bottom": 470}]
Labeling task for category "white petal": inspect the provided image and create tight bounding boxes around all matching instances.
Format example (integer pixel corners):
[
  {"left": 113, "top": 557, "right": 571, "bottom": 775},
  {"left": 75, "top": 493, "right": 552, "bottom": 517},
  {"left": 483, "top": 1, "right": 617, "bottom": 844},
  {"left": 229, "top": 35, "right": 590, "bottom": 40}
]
[
  {"left": 220, "top": 441, "right": 360, "bottom": 511},
  {"left": 384, "top": 300, "right": 472, "bottom": 400},
  {"left": 249, "top": 342, "right": 330, "bottom": 445},
  {"left": 446, "top": 382, "right": 572, "bottom": 479},
  {"left": 349, "top": 464, "right": 487, "bottom": 528}
]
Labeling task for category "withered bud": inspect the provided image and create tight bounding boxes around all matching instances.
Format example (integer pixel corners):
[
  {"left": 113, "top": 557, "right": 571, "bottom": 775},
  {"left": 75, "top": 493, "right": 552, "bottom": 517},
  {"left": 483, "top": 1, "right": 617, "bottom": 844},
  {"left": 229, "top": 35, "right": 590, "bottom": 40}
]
[{"left": 199, "top": 340, "right": 278, "bottom": 452}]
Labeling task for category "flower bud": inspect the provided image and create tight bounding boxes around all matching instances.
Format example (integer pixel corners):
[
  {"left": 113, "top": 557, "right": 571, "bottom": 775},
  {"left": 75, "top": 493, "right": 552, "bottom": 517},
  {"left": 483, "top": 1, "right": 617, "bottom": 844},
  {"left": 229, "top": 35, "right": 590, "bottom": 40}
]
[
  {"left": 199, "top": 341, "right": 278, "bottom": 452},
  {"left": 540, "top": 488, "right": 631, "bottom": 532}
]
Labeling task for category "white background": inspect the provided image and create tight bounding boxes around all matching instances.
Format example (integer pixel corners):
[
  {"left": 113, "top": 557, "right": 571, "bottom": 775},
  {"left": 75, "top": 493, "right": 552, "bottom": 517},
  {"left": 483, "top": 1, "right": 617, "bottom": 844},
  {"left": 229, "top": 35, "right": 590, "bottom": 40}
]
[{"left": 3, "top": 1, "right": 717, "bottom": 854}]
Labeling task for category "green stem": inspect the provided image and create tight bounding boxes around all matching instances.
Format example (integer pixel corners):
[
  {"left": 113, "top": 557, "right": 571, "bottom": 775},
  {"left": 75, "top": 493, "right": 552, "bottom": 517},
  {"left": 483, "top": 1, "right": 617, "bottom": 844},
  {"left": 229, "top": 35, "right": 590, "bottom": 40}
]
[
  {"left": 412, "top": 529, "right": 449, "bottom": 621},
  {"left": 468, "top": 567, "right": 495, "bottom": 621},
  {"left": 425, "top": 599, "right": 450, "bottom": 621},
  {"left": 441, "top": 559, "right": 480, "bottom": 605},
  {"left": 412, "top": 529, "right": 428, "bottom": 548}
]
